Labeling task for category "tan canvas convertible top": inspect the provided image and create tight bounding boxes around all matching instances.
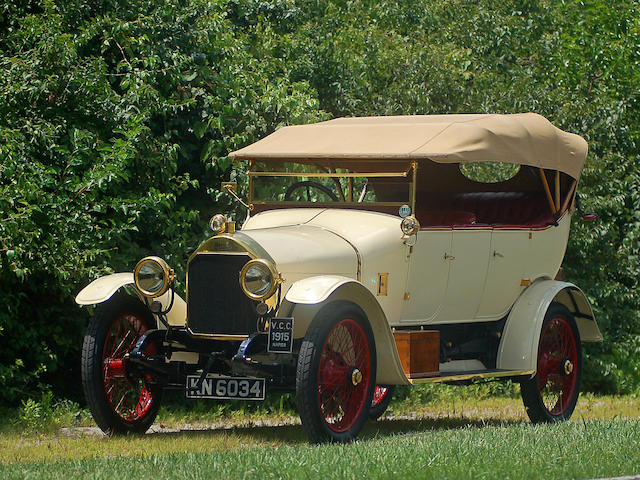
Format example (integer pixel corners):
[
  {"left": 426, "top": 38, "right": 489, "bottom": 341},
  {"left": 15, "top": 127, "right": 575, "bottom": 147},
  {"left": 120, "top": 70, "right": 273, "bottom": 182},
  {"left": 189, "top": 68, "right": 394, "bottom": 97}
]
[{"left": 228, "top": 113, "right": 588, "bottom": 180}]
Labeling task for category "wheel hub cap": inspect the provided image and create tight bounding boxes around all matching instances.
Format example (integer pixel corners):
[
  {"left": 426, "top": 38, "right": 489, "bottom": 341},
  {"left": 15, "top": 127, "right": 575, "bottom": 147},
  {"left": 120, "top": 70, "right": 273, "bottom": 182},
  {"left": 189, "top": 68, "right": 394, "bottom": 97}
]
[
  {"left": 563, "top": 359, "right": 574, "bottom": 376},
  {"left": 351, "top": 368, "right": 363, "bottom": 386}
]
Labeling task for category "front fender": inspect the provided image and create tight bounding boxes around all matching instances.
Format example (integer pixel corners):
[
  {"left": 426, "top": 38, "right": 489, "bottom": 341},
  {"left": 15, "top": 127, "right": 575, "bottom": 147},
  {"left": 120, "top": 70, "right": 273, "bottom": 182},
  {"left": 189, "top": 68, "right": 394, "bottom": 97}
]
[
  {"left": 497, "top": 280, "right": 602, "bottom": 372},
  {"left": 76, "top": 272, "right": 134, "bottom": 305},
  {"left": 75, "top": 272, "right": 186, "bottom": 327},
  {"left": 284, "top": 275, "right": 354, "bottom": 304},
  {"left": 282, "top": 275, "right": 409, "bottom": 385}
]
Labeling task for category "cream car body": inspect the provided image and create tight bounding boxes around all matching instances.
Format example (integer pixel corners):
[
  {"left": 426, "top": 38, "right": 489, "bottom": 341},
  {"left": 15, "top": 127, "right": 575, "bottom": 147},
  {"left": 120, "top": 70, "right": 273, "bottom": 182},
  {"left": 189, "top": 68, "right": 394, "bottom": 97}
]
[{"left": 76, "top": 113, "right": 602, "bottom": 442}]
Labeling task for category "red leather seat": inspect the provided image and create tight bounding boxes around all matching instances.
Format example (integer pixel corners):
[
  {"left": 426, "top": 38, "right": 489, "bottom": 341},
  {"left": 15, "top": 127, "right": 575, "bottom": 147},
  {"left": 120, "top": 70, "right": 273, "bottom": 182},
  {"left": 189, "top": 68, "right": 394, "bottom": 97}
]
[
  {"left": 417, "top": 210, "right": 477, "bottom": 227},
  {"left": 418, "top": 192, "right": 554, "bottom": 228}
]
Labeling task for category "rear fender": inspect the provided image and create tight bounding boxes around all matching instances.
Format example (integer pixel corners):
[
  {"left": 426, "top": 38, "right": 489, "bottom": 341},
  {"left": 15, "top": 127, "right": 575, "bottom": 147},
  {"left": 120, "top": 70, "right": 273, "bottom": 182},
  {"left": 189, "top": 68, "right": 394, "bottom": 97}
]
[
  {"left": 282, "top": 275, "right": 409, "bottom": 385},
  {"left": 75, "top": 272, "right": 186, "bottom": 327},
  {"left": 497, "top": 280, "right": 601, "bottom": 372}
]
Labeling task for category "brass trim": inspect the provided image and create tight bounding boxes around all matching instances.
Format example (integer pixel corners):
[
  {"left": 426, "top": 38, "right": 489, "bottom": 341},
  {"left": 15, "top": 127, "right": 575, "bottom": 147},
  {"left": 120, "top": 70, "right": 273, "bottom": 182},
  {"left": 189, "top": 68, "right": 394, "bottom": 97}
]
[
  {"left": 411, "top": 161, "right": 418, "bottom": 215},
  {"left": 521, "top": 279, "right": 532, "bottom": 286},
  {"left": 190, "top": 251, "right": 249, "bottom": 257},
  {"left": 250, "top": 201, "right": 408, "bottom": 207},
  {"left": 133, "top": 256, "right": 175, "bottom": 298},
  {"left": 186, "top": 327, "right": 249, "bottom": 341},
  {"left": 221, "top": 182, "right": 237, "bottom": 193},
  {"left": 189, "top": 232, "right": 275, "bottom": 264},
  {"left": 248, "top": 160, "right": 254, "bottom": 209},
  {"left": 408, "top": 369, "right": 535, "bottom": 385},
  {"left": 239, "top": 258, "right": 281, "bottom": 301},
  {"left": 246, "top": 160, "right": 414, "bottom": 215},
  {"left": 377, "top": 273, "right": 389, "bottom": 296},
  {"left": 222, "top": 183, "right": 250, "bottom": 210},
  {"left": 248, "top": 171, "right": 410, "bottom": 178}
]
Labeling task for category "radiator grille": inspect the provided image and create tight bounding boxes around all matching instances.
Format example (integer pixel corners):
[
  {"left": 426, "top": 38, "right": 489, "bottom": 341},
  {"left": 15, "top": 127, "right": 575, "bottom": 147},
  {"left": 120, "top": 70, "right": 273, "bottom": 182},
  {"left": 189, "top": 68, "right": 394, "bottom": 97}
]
[{"left": 187, "top": 253, "right": 258, "bottom": 336}]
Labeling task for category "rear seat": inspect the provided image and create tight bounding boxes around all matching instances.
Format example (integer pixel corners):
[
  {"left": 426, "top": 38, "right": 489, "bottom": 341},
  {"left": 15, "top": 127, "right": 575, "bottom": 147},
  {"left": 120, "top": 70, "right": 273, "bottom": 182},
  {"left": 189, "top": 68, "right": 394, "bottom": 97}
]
[
  {"left": 417, "top": 210, "right": 477, "bottom": 227},
  {"left": 417, "top": 192, "right": 554, "bottom": 228}
]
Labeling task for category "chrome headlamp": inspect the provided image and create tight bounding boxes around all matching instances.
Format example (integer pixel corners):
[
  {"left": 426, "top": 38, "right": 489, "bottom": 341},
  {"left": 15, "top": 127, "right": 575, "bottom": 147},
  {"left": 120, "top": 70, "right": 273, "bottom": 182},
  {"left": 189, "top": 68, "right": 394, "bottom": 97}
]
[
  {"left": 134, "top": 256, "right": 175, "bottom": 298},
  {"left": 239, "top": 259, "right": 279, "bottom": 301}
]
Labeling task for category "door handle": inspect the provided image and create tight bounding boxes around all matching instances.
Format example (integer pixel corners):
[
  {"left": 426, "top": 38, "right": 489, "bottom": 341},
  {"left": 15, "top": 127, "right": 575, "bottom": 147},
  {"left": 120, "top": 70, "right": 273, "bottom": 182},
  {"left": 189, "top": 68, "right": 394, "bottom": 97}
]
[
  {"left": 444, "top": 253, "right": 455, "bottom": 260},
  {"left": 493, "top": 251, "right": 504, "bottom": 258}
]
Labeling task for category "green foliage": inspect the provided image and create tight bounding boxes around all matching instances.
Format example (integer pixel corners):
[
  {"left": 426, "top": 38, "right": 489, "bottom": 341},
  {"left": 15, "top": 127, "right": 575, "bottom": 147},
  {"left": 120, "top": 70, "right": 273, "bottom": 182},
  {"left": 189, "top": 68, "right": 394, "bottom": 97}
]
[
  {"left": 17, "top": 392, "right": 55, "bottom": 434},
  {"left": 0, "top": 0, "right": 638, "bottom": 404},
  {"left": 459, "top": 163, "right": 521, "bottom": 184},
  {"left": 0, "top": 0, "right": 325, "bottom": 404},
  {"left": 13, "top": 391, "right": 89, "bottom": 434}
]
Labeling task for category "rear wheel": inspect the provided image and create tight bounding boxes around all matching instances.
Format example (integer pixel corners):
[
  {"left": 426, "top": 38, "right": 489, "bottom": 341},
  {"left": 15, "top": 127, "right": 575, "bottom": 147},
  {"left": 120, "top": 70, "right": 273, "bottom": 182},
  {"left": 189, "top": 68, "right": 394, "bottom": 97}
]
[
  {"left": 81, "top": 294, "right": 162, "bottom": 435},
  {"left": 369, "top": 385, "right": 395, "bottom": 420},
  {"left": 520, "top": 303, "right": 581, "bottom": 423},
  {"left": 296, "top": 301, "right": 376, "bottom": 443}
]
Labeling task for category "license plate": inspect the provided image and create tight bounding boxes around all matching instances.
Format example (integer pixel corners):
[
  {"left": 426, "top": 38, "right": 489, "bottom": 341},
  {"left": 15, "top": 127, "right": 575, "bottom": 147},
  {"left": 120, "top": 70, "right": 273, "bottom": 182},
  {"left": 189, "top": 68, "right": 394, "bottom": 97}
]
[{"left": 186, "top": 375, "right": 265, "bottom": 400}]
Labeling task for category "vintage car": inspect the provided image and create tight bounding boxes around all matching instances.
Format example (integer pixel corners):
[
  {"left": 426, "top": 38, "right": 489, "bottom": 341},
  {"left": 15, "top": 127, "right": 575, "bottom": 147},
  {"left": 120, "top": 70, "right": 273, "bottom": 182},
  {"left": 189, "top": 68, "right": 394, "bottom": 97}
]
[{"left": 76, "top": 113, "right": 602, "bottom": 443}]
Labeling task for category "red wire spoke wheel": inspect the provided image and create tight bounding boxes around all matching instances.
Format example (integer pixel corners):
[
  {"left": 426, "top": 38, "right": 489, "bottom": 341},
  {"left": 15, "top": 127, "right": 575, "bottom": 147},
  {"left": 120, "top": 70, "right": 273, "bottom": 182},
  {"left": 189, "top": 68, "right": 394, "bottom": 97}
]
[
  {"left": 521, "top": 302, "right": 581, "bottom": 423},
  {"left": 317, "top": 318, "right": 370, "bottom": 432},
  {"left": 297, "top": 301, "right": 376, "bottom": 443},
  {"left": 537, "top": 317, "right": 579, "bottom": 415},
  {"left": 369, "top": 385, "right": 395, "bottom": 420},
  {"left": 102, "top": 313, "right": 156, "bottom": 422},
  {"left": 82, "top": 294, "right": 163, "bottom": 435}
]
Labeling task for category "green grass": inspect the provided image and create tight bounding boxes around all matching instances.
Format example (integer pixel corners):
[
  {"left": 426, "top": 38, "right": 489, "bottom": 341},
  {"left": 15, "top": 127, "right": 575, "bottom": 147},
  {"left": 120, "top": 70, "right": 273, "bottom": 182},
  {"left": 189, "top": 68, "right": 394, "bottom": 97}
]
[
  {"left": 2, "top": 388, "right": 639, "bottom": 479},
  {"left": 1, "top": 419, "right": 639, "bottom": 479}
]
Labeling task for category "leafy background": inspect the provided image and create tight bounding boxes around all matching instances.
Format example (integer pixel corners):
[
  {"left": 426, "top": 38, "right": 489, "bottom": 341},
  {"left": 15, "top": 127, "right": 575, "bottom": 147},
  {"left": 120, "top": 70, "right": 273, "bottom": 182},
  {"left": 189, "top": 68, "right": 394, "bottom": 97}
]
[{"left": 0, "top": 0, "right": 638, "bottom": 405}]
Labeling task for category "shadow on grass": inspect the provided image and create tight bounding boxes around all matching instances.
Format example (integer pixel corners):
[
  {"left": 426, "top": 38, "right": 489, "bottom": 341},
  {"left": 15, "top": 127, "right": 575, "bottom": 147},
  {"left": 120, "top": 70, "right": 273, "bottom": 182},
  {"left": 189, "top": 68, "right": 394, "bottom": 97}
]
[
  {"left": 142, "top": 422, "right": 306, "bottom": 444},
  {"left": 144, "top": 415, "right": 522, "bottom": 445},
  {"left": 361, "top": 416, "right": 521, "bottom": 440}
]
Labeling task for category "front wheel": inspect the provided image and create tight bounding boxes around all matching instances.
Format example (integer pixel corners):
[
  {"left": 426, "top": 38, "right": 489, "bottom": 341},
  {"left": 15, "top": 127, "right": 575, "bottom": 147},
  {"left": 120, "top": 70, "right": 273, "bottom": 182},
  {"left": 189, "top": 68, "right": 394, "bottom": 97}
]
[
  {"left": 296, "top": 301, "right": 376, "bottom": 443},
  {"left": 520, "top": 302, "right": 581, "bottom": 423},
  {"left": 81, "top": 293, "right": 162, "bottom": 435}
]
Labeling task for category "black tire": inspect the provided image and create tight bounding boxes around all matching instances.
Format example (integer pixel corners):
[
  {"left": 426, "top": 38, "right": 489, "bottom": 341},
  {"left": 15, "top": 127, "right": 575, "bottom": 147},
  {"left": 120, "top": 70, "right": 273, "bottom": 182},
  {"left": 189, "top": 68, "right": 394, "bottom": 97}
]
[
  {"left": 81, "top": 293, "right": 162, "bottom": 435},
  {"left": 369, "top": 385, "right": 395, "bottom": 420},
  {"left": 296, "top": 301, "right": 376, "bottom": 443},
  {"left": 520, "top": 302, "right": 582, "bottom": 423}
]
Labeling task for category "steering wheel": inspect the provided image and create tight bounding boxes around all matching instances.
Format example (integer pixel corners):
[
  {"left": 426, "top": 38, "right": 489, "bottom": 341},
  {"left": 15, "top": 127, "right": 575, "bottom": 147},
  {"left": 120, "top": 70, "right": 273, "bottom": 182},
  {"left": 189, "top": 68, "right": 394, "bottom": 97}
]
[{"left": 284, "top": 181, "right": 340, "bottom": 202}]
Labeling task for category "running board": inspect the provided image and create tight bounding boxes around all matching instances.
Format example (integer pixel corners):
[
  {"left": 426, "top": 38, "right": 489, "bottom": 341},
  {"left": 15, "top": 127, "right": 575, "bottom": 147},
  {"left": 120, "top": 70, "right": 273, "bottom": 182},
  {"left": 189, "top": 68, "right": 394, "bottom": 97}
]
[{"left": 408, "top": 369, "right": 534, "bottom": 384}]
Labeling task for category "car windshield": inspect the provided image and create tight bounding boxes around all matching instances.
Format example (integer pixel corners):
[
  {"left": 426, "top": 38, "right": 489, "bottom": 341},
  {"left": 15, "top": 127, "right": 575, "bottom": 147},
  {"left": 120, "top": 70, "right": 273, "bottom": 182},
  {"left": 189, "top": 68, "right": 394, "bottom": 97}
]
[{"left": 249, "top": 160, "right": 415, "bottom": 213}]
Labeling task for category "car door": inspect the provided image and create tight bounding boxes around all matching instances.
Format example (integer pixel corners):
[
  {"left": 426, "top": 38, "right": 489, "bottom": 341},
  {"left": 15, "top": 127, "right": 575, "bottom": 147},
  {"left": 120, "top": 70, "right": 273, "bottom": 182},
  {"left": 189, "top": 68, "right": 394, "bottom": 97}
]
[
  {"left": 436, "top": 228, "right": 492, "bottom": 323},
  {"left": 399, "top": 229, "right": 452, "bottom": 325},
  {"left": 475, "top": 228, "right": 530, "bottom": 320}
]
